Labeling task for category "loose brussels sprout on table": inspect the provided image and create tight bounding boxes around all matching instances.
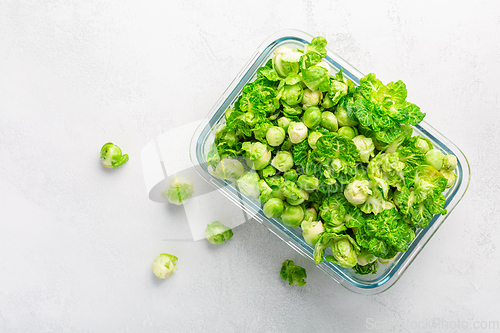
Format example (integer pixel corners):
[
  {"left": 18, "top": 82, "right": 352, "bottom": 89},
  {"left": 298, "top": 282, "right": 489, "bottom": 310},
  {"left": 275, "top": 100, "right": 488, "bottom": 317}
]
[
  {"left": 205, "top": 221, "right": 234, "bottom": 244},
  {"left": 280, "top": 260, "right": 307, "bottom": 287},
  {"left": 100, "top": 142, "right": 129, "bottom": 169},
  {"left": 152, "top": 253, "right": 178, "bottom": 279},
  {"left": 210, "top": 35, "right": 457, "bottom": 276},
  {"left": 162, "top": 176, "right": 194, "bottom": 205}
]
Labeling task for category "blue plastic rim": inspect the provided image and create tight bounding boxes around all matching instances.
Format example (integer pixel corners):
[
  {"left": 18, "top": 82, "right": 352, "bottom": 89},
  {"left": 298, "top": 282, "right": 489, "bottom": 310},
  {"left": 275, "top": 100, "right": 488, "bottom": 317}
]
[{"left": 191, "top": 31, "right": 470, "bottom": 294}]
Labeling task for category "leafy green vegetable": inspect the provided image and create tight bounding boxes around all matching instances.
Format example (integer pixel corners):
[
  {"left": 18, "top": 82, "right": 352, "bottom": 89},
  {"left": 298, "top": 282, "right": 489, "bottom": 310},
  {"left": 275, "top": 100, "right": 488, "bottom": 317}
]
[
  {"left": 205, "top": 221, "right": 234, "bottom": 244},
  {"left": 152, "top": 253, "right": 178, "bottom": 279},
  {"left": 211, "top": 35, "right": 453, "bottom": 276},
  {"left": 162, "top": 176, "right": 194, "bottom": 205},
  {"left": 280, "top": 260, "right": 307, "bottom": 287},
  {"left": 100, "top": 142, "right": 129, "bottom": 169}
]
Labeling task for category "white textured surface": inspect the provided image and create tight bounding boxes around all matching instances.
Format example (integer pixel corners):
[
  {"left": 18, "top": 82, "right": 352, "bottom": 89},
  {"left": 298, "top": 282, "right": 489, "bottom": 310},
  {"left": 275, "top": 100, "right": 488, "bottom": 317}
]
[{"left": 1, "top": 1, "right": 499, "bottom": 332}]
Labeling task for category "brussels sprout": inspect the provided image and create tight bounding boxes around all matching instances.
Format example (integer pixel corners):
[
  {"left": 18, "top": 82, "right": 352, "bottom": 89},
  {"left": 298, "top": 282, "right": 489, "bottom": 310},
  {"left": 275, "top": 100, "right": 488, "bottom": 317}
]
[
  {"left": 414, "top": 137, "right": 433, "bottom": 154},
  {"left": 304, "top": 207, "right": 318, "bottom": 221},
  {"left": 287, "top": 189, "right": 308, "bottom": 206},
  {"left": 280, "top": 260, "right": 307, "bottom": 287},
  {"left": 152, "top": 253, "right": 178, "bottom": 279},
  {"left": 356, "top": 249, "right": 378, "bottom": 266},
  {"left": 352, "top": 135, "right": 375, "bottom": 163},
  {"left": 338, "top": 126, "right": 357, "bottom": 140},
  {"left": 280, "top": 203, "right": 305, "bottom": 227},
  {"left": 162, "top": 176, "right": 194, "bottom": 205},
  {"left": 321, "top": 94, "right": 334, "bottom": 109},
  {"left": 335, "top": 104, "right": 358, "bottom": 127},
  {"left": 258, "top": 179, "right": 273, "bottom": 204},
  {"left": 301, "top": 89, "right": 323, "bottom": 109},
  {"left": 214, "top": 158, "right": 245, "bottom": 182},
  {"left": 205, "top": 221, "right": 233, "bottom": 244},
  {"left": 215, "top": 125, "right": 240, "bottom": 147},
  {"left": 260, "top": 165, "right": 277, "bottom": 178},
  {"left": 242, "top": 142, "right": 271, "bottom": 170},
  {"left": 287, "top": 122, "right": 308, "bottom": 144},
  {"left": 316, "top": 61, "right": 331, "bottom": 77},
  {"left": 320, "top": 111, "right": 338, "bottom": 132},
  {"left": 425, "top": 149, "right": 444, "bottom": 170},
  {"left": 281, "top": 83, "right": 303, "bottom": 106},
  {"left": 344, "top": 179, "right": 372, "bottom": 205},
  {"left": 225, "top": 108, "right": 233, "bottom": 121},
  {"left": 271, "top": 151, "right": 294, "bottom": 172},
  {"left": 442, "top": 154, "right": 457, "bottom": 171},
  {"left": 328, "top": 237, "right": 358, "bottom": 268},
  {"left": 283, "top": 169, "right": 298, "bottom": 182},
  {"left": 266, "top": 126, "right": 286, "bottom": 147},
  {"left": 302, "top": 106, "right": 322, "bottom": 129},
  {"left": 441, "top": 170, "right": 457, "bottom": 188},
  {"left": 301, "top": 220, "right": 325, "bottom": 246},
  {"left": 297, "top": 175, "right": 320, "bottom": 192},
  {"left": 237, "top": 172, "right": 260, "bottom": 198},
  {"left": 277, "top": 117, "right": 291, "bottom": 131},
  {"left": 307, "top": 131, "right": 323, "bottom": 150},
  {"left": 272, "top": 47, "right": 302, "bottom": 77},
  {"left": 100, "top": 143, "right": 129, "bottom": 169},
  {"left": 263, "top": 197, "right": 285, "bottom": 218}
]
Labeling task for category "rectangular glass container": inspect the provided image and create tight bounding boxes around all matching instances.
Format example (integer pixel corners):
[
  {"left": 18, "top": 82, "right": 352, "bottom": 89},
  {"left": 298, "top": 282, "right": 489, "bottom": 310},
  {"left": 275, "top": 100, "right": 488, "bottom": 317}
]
[{"left": 190, "top": 29, "right": 470, "bottom": 295}]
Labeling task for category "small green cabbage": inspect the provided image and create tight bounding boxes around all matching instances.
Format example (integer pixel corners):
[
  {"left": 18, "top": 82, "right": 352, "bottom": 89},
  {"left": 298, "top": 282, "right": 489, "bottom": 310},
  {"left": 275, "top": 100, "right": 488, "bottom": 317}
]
[
  {"left": 352, "top": 135, "right": 375, "bottom": 163},
  {"left": 242, "top": 142, "right": 271, "bottom": 170},
  {"left": 442, "top": 154, "right": 457, "bottom": 171},
  {"left": 237, "top": 172, "right": 260, "bottom": 198},
  {"left": 162, "top": 176, "right": 194, "bottom": 205},
  {"left": 301, "top": 219, "right": 325, "bottom": 246},
  {"left": 335, "top": 104, "right": 358, "bottom": 127},
  {"left": 425, "top": 149, "right": 444, "bottom": 170},
  {"left": 344, "top": 179, "right": 372, "bottom": 205},
  {"left": 152, "top": 253, "right": 178, "bottom": 279},
  {"left": 320, "top": 111, "right": 338, "bottom": 132},
  {"left": 288, "top": 122, "right": 308, "bottom": 144},
  {"left": 280, "top": 260, "right": 307, "bottom": 287},
  {"left": 307, "top": 131, "right": 323, "bottom": 150},
  {"left": 266, "top": 126, "right": 286, "bottom": 147},
  {"left": 301, "top": 89, "right": 322, "bottom": 109},
  {"left": 271, "top": 151, "right": 294, "bottom": 172},
  {"left": 277, "top": 117, "right": 291, "bottom": 131},
  {"left": 338, "top": 126, "right": 357, "bottom": 140},
  {"left": 441, "top": 170, "right": 457, "bottom": 188},
  {"left": 302, "top": 106, "right": 322, "bottom": 129},
  {"left": 214, "top": 158, "right": 245, "bottom": 182},
  {"left": 297, "top": 175, "right": 320, "bottom": 192},
  {"left": 263, "top": 197, "right": 285, "bottom": 218},
  {"left": 304, "top": 207, "right": 318, "bottom": 221},
  {"left": 100, "top": 142, "right": 129, "bottom": 169},
  {"left": 281, "top": 203, "right": 305, "bottom": 227},
  {"left": 205, "top": 221, "right": 234, "bottom": 244}
]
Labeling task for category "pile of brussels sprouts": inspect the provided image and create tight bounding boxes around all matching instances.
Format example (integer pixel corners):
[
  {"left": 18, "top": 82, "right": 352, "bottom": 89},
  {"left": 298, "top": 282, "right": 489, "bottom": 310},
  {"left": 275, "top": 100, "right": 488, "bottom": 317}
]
[{"left": 207, "top": 36, "right": 458, "bottom": 275}]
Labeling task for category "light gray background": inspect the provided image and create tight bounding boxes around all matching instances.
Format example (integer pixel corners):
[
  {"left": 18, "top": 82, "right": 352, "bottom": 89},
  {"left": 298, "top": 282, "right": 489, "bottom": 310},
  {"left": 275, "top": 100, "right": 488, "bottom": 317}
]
[{"left": 1, "top": 1, "right": 499, "bottom": 332}]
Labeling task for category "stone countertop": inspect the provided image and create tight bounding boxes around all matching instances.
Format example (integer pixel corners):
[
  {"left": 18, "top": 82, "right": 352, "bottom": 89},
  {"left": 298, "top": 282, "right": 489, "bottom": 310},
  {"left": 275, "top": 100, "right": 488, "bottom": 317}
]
[{"left": 1, "top": 1, "right": 499, "bottom": 332}]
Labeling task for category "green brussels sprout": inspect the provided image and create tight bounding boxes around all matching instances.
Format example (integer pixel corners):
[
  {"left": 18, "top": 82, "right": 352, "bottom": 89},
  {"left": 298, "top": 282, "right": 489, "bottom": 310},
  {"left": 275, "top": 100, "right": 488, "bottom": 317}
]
[
  {"left": 344, "top": 179, "right": 372, "bottom": 205},
  {"left": 287, "top": 122, "right": 308, "bottom": 144},
  {"left": 277, "top": 117, "right": 291, "bottom": 131},
  {"left": 337, "top": 126, "right": 357, "bottom": 140},
  {"left": 280, "top": 203, "right": 305, "bottom": 228},
  {"left": 162, "top": 176, "right": 194, "bottom": 205},
  {"left": 304, "top": 207, "right": 318, "bottom": 221},
  {"left": 281, "top": 83, "right": 303, "bottom": 106},
  {"left": 215, "top": 125, "right": 240, "bottom": 147},
  {"left": 237, "top": 172, "right": 261, "bottom": 198},
  {"left": 280, "top": 260, "right": 307, "bottom": 287},
  {"left": 356, "top": 249, "right": 377, "bottom": 266},
  {"left": 301, "top": 89, "right": 323, "bottom": 109},
  {"left": 266, "top": 126, "right": 286, "bottom": 147},
  {"left": 272, "top": 46, "right": 302, "bottom": 77},
  {"left": 100, "top": 142, "right": 129, "bottom": 169},
  {"left": 320, "top": 111, "right": 338, "bottom": 132},
  {"left": 425, "top": 149, "right": 444, "bottom": 170},
  {"left": 414, "top": 137, "right": 433, "bottom": 154},
  {"left": 215, "top": 158, "right": 245, "bottom": 182},
  {"left": 263, "top": 197, "right": 285, "bottom": 218},
  {"left": 297, "top": 175, "right": 320, "bottom": 192},
  {"left": 206, "top": 143, "right": 221, "bottom": 169},
  {"left": 258, "top": 179, "right": 273, "bottom": 204},
  {"left": 441, "top": 170, "right": 457, "bottom": 188},
  {"left": 283, "top": 169, "right": 298, "bottom": 182},
  {"left": 307, "top": 131, "right": 323, "bottom": 150},
  {"left": 260, "top": 165, "right": 277, "bottom": 178},
  {"left": 352, "top": 135, "right": 375, "bottom": 163},
  {"left": 225, "top": 108, "right": 233, "bottom": 121},
  {"left": 271, "top": 151, "right": 294, "bottom": 172},
  {"left": 242, "top": 141, "right": 271, "bottom": 170},
  {"left": 152, "top": 253, "right": 178, "bottom": 279},
  {"left": 286, "top": 189, "right": 309, "bottom": 206},
  {"left": 302, "top": 106, "right": 322, "bottom": 129},
  {"left": 442, "top": 154, "right": 457, "bottom": 171},
  {"left": 335, "top": 104, "right": 358, "bottom": 127},
  {"left": 328, "top": 237, "right": 358, "bottom": 268},
  {"left": 321, "top": 94, "right": 334, "bottom": 109},
  {"left": 205, "top": 221, "right": 233, "bottom": 244},
  {"left": 316, "top": 61, "right": 331, "bottom": 76},
  {"left": 301, "top": 220, "right": 325, "bottom": 246}
]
